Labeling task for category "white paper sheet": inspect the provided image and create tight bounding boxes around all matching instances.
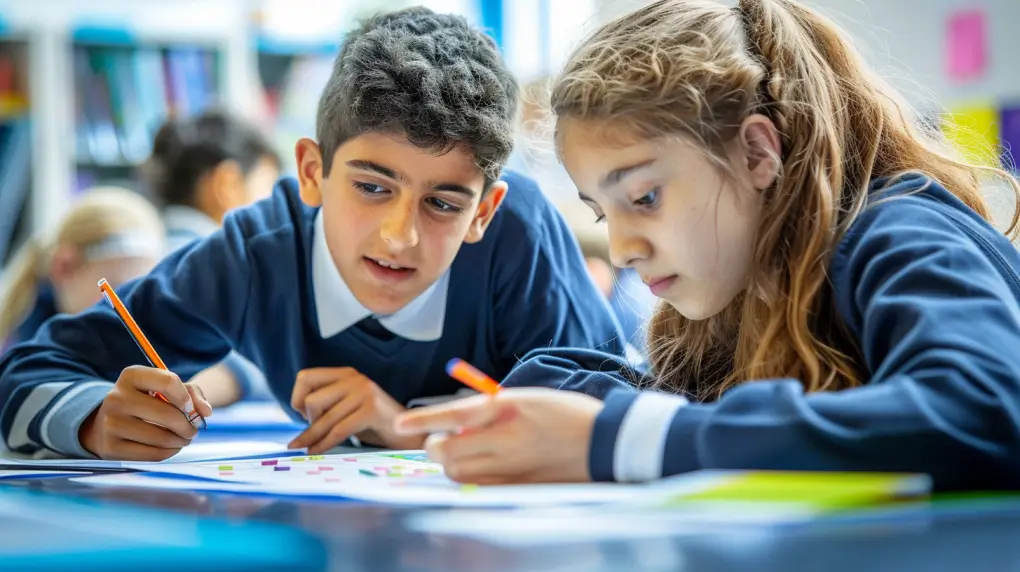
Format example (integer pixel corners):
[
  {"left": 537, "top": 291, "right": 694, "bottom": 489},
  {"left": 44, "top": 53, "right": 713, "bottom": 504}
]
[
  {"left": 0, "top": 440, "right": 298, "bottom": 469},
  {"left": 0, "top": 469, "right": 92, "bottom": 480},
  {"left": 204, "top": 402, "right": 303, "bottom": 429},
  {"left": 73, "top": 450, "right": 653, "bottom": 507}
]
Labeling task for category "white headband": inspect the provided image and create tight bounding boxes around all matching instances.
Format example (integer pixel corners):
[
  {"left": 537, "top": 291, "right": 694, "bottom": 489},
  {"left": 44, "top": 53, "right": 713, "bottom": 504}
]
[{"left": 82, "top": 232, "right": 164, "bottom": 262}]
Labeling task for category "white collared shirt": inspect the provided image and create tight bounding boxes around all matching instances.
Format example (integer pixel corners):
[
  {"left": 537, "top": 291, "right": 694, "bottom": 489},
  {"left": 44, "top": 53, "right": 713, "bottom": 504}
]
[{"left": 311, "top": 210, "right": 449, "bottom": 341}]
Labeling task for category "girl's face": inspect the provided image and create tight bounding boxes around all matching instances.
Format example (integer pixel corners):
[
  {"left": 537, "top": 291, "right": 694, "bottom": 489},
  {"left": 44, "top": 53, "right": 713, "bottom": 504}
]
[
  {"left": 52, "top": 253, "right": 159, "bottom": 315},
  {"left": 558, "top": 119, "right": 769, "bottom": 321}
]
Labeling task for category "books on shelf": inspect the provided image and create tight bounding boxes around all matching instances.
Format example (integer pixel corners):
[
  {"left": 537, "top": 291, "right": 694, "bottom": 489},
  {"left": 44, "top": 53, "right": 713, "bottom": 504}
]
[{"left": 74, "top": 45, "right": 221, "bottom": 169}]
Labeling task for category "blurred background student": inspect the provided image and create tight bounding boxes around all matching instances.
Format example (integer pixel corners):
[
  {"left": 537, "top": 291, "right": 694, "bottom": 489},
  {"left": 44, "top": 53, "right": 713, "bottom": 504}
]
[
  {"left": 140, "top": 110, "right": 281, "bottom": 405},
  {"left": 0, "top": 187, "right": 165, "bottom": 350},
  {"left": 143, "top": 110, "right": 281, "bottom": 253}
]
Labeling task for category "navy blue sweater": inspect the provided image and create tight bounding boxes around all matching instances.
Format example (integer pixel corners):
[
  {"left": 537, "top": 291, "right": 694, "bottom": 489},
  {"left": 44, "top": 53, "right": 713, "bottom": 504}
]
[
  {"left": 503, "top": 174, "right": 1020, "bottom": 491},
  {"left": 0, "top": 171, "right": 626, "bottom": 457}
]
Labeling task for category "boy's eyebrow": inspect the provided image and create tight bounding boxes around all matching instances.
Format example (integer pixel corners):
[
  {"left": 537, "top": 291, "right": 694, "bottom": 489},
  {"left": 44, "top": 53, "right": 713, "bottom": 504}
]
[
  {"left": 346, "top": 160, "right": 411, "bottom": 184},
  {"left": 429, "top": 182, "right": 477, "bottom": 197},
  {"left": 599, "top": 159, "right": 655, "bottom": 189}
]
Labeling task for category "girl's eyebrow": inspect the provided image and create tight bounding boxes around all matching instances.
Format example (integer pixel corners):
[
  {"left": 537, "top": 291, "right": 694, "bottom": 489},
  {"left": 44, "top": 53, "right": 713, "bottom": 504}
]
[{"left": 599, "top": 159, "right": 655, "bottom": 190}]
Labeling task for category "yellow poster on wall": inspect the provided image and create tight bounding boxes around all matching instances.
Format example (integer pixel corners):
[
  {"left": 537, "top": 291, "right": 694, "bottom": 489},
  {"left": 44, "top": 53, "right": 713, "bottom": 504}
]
[{"left": 942, "top": 101, "right": 1001, "bottom": 167}]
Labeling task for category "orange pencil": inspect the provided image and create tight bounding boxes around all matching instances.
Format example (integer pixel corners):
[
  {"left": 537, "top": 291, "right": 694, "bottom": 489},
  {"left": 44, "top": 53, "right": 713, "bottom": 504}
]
[
  {"left": 98, "top": 279, "right": 206, "bottom": 429},
  {"left": 445, "top": 358, "right": 502, "bottom": 395}
]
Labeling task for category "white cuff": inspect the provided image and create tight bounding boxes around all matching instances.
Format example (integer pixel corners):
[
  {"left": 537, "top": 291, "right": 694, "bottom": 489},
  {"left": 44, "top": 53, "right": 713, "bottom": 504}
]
[{"left": 612, "top": 392, "right": 687, "bottom": 482}]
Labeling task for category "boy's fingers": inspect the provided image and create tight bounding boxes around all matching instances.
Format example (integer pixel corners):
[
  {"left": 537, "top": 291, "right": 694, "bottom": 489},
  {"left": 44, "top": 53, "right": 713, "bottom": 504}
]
[
  {"left": 121, "top": 389, "right": 198, "bottom": 440},
  {"left": 303, "top": 383, "right": 351, "bottom": 422},
  {"left": 122, "top": 366, "right": 190, "bottom": 409},
  {"left": 306, "top": 409, "right": 372, "bottom": 454},
  {"left": 186, "top": 384, "right": 213, "bottom": 418},
  {"left": 110, "top": 415, "right": 191, "bottom": 450},
  {"left": 288, "top": 395, "right": 361, "bottom": 450},
  {"left": 394, "top": 396, "right": 511, "bottom": 434},
  {"left": 291, "top": 367, "right": 357, "bottom": 412}
]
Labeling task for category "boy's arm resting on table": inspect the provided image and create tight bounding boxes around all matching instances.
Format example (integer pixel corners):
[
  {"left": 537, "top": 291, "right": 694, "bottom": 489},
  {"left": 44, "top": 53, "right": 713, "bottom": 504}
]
[
  {"left": 588, "top": 199, "right": 1020, "bottom": 491},
  {"left": 0, "top": 218, "right": 254, "bottom": 457}
]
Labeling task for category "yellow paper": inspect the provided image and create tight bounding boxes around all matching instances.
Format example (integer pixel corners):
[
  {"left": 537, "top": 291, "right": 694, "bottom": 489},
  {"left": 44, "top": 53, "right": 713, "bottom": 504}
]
[{"left": 943, "top": 102, "right": 1001, "bottom": 166}]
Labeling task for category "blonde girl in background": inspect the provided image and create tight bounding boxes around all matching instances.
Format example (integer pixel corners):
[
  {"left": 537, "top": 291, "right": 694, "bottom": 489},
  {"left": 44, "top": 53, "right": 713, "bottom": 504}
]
[
  {"left": 396, "top": 0, "right": 1020, "bottom": 492},
  {"left": 0, "top": 188, "right": 165, "bottom": 349}
]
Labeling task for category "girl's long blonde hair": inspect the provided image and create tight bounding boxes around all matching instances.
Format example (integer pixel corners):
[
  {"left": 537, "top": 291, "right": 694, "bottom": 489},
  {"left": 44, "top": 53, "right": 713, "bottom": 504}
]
[
  {"left": 0, "top": 187, "right": 164, "bottom": 342},
  {"left": 551, "top": 0, "right": 1020, "bottom": 398}
]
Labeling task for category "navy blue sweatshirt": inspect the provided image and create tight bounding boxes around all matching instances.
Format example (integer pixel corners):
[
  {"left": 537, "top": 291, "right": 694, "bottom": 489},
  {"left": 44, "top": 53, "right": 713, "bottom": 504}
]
[
  {"left": 0, "top": 171, "right": 626, "bottom": 457},
  {"left": 503, "top": 174, "right": 1020, "bottom": 491}
]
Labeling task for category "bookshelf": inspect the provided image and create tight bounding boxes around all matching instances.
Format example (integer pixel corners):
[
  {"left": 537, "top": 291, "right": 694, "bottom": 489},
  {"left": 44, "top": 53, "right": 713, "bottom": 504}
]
[
  {"left": 0, "top": 34, "right": 31, "bottom": 264},
  {"left": 71, "top": 36, "right": 224, "bottom": 194}
]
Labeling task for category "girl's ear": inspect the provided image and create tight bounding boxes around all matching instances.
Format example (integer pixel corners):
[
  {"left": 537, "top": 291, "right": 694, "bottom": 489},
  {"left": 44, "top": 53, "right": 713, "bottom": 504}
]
[{"left": 739, "top": 114, "right": 782, "bottom": 191}]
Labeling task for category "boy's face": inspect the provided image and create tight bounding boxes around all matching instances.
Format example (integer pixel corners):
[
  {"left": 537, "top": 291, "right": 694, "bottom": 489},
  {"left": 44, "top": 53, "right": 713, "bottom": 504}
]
[{"left": 295, "top": 132, "right": 507, "bottom": 315}]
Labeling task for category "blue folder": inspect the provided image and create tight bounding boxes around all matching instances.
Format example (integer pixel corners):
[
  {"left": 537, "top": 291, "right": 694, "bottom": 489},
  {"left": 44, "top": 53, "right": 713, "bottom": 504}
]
[{"left": 0, "top": 487, "right": 327, "bottom": 570}]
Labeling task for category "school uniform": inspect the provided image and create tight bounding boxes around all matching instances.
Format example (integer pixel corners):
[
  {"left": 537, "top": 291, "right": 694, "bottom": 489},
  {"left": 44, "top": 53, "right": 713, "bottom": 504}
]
[
  {"left": 162, "top": 205, "right": 272, "bottom": 402},
  {"left": 503, "top": 173, "right": 1020, "bottom": 492},
  {"left": 0, "top": 171, "right": 627, "bottom": 457}
]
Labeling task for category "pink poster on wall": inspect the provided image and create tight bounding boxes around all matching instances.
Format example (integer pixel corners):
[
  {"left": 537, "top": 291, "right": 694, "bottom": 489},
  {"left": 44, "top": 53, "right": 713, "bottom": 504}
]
[{"left": 946, "top": 9, "right": 988, "bottom": 83}]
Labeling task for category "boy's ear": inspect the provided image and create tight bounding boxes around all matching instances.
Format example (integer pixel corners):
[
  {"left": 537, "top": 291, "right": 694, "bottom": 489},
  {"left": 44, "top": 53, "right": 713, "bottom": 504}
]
[
  {"left": 295, "top": 138, "right": 325, "bottom": 207},
  {"left": 739, "top": 114, "right": 782, "bottom": 191},
  {"left": 49, "top": 245, "right": 80, "bottom": 287},
  {"left": 464, "top": 181, "right": 508, "bottom": 244}
]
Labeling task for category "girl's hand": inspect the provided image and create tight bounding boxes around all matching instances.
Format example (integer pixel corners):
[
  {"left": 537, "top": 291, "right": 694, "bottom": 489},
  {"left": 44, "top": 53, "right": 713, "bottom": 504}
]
[{"left": 392, "top": 388, "right": 604, "bottom": 484}]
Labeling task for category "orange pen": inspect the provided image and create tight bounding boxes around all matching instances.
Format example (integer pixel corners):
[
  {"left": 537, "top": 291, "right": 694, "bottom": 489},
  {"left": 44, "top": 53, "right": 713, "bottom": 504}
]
[
  {"left": 98, "top": 279, "right": 206, "bottom": 429},
  {"left": 445, "top": 358, "right": 502, "bottom": 395}
]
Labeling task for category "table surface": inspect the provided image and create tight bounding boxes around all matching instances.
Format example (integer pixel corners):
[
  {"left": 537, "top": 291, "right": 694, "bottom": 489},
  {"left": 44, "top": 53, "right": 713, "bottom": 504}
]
[{"left": 4, "top": 434, "right": 1020, "bottom": 572}]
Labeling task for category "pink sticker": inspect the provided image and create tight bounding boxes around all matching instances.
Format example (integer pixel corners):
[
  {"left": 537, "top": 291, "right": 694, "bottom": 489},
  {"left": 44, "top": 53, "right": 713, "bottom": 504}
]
[
  {"left": 325, "top": 477, "right": 342, "bottom": 482},
  {"left": 947, "top": 9, "right": 988, "bottom": 83},
  {"left": 319, "top": 466, "right": 334, "bottom": 471},
  {"left": 343, "top": 458, "right": 357, "bottom": 463}
]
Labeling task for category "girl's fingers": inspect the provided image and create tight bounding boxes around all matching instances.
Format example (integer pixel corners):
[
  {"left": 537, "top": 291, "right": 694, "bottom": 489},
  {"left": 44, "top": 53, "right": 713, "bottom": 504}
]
[{"left": 394, "top": 395, "right": 514, "bottom": 434}]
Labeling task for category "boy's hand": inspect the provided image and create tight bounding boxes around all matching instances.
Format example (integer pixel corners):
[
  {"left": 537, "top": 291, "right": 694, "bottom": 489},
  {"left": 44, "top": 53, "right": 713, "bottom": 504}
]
[
  {"left": 288, "top": 367, "right": 424, "bottom": 453},
  {"left": 79, "top": 366, "right": 213, "bottom": 461},
  {"left": 392, "top": 388, "right": 603, "bottom": 484}
]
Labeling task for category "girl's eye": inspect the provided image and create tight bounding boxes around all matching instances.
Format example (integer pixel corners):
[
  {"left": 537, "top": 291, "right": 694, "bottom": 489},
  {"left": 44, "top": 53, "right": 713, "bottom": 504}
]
[
  {"left": 634, "top": 188, "right": 659, "bottom": 207},
  {"left": 594, "top": 214, "right": 606, "bottom": 224},
  {"left": 426, "top": 197, "right": 463, "bottom": 213},
  {"left": 354, "top": 182, "right": 388, "bottom": 195}
]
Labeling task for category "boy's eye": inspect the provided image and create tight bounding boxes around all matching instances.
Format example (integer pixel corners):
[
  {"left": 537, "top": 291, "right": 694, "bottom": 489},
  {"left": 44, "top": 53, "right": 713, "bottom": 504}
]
[
  {"left": 634, "top": 188, "right": 659, "bottom": 207},
  {"left": 354, "top": 181, "right": 388, "bottom": 195},
  {"left": 426, "top": 197, "right": 463, "bottom": 213}
]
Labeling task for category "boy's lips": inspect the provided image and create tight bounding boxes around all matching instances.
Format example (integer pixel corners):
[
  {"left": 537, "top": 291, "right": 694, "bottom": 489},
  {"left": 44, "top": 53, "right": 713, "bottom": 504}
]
[{"left": 364, "top": 256, "right": 416, "bottom": 282}]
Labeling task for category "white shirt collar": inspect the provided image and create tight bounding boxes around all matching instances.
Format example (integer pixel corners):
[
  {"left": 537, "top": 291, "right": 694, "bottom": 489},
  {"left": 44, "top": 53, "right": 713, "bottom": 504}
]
[
  {"left": 311, "top": 210, "right": 448, "bottom": 341},
  {"left": 163, "top": 206, "right": 220, "bottom": 238}
]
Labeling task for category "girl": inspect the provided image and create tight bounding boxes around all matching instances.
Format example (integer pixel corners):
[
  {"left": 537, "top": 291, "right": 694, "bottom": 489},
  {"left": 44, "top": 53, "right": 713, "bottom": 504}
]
[
  {"left": 0, "top": 188, "right": 165, "bottom": 349},
  {"left": 143, "top": 110, "right": 281, "bottom": 405},
  {"left": 394, "top": 0, "right": 1020, "bottom": 492},
  {"left": 145, "top": 110, "right": 281, "bottom": 252}
]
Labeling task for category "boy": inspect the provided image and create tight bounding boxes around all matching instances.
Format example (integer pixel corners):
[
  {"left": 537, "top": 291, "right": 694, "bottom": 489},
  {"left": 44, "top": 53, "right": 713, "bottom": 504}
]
[{"left": 0, "top": 7, "right": 627, "bottom": 461}]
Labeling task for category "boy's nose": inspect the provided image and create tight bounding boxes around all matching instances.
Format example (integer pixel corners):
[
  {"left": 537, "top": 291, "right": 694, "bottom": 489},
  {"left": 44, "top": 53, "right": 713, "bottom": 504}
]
[{"left": 381, "top": 205, "right": 420, "bottom": 252}]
